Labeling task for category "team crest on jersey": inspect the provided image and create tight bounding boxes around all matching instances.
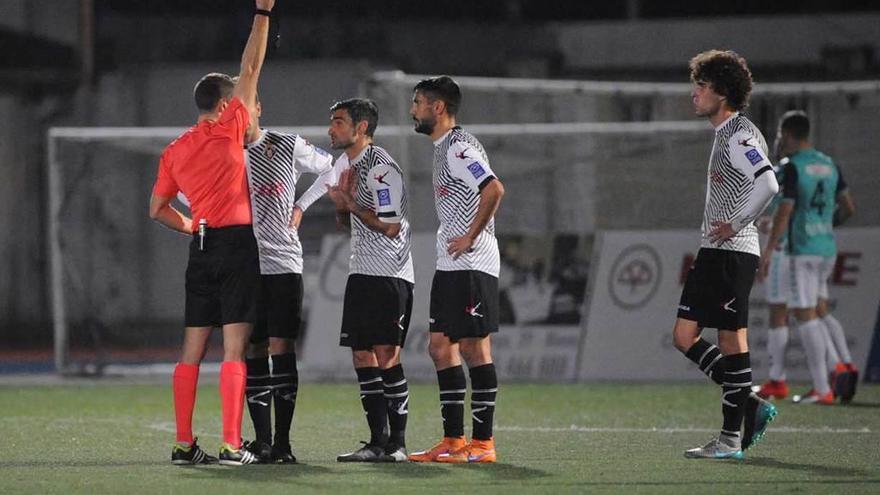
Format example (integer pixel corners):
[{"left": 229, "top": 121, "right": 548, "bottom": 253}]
[
  {"left": 377, "top": 188, "right": 391, "bottom": 206},
  {"left": 744, "top": 149, "right": 763, "bottom": 166},
  {"left": 467, "top": 161, "right": 486, "bottom": 179},
  {"left": 264, "top": 141, "right": 276, "bottom": 159},
  {"left": 455, "top": 150, "right": 470, "bottom": 160},
  {"left": 375, "top": 171, "right": 390, "bottom": 186},
  {"left": 738, "top": 137, "right": 755, "bottom": 147}
]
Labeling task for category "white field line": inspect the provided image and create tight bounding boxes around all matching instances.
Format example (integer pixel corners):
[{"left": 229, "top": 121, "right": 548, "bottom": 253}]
[
  {"left": 0, "top": 417, "right": 870, "bottom": 436},
  {"left": 494, "top": 425, "right": 873, "bottom": 434}
]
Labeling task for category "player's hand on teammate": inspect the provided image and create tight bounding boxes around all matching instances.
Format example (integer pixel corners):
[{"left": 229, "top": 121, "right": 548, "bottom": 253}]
[
  {"left": 256, "top": 0, "right": 275, "bottom": 11},
  {"left": 290, "top": 206, "right": 303, "bottom": 230},
  {"left": 447, "top": 235, "right": 475, "bottom": 260},
  {"left": 708, "top": 220, "right": 735, "bottom": 245}
]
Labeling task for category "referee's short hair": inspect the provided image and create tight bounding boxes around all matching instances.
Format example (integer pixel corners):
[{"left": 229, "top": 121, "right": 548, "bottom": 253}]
[
  {"left": 331, "top": 98, "right": 379, "bottom": 138},
  {"left": 414, "top": 75, "right": 462, "bottom": 116},
  {"left": 689, "top": 50, "right": 753, "bottom": 112},
  {"left": 193, "top": 73, "right": 235, "bottom": 113},
  {"left": 779, "top": 110, "right": 810, "bottom": 140}
]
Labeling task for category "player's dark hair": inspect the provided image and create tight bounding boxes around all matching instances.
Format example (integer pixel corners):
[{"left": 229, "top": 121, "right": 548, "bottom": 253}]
[
  {"left": 330, "top": 98, "right": 379, "bottom": 137},
  {"left": 689, "top": 50, "right": 753, "bottom": 112},
  {"left": 193, "top": 73, "right": 235, "bottom": 113},
  {"left": 780, "top": 110, "right": 810, "bottom": 140},
  {"left": 414, "top": 75, "right": 462, "bottom": 116}
]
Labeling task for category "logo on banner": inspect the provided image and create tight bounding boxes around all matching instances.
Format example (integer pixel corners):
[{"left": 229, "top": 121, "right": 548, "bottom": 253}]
[{"left": 608, "top": 244, "right": 662, "bottom": 309}]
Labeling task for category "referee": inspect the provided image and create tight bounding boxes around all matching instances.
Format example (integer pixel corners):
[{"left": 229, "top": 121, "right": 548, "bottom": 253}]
[{"left": 149, "top": 0, "right": 275, "bottom": 466}]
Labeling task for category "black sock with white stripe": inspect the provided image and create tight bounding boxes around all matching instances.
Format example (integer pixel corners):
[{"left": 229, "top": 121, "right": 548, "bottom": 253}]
[
  {"left": 438, "top": 365, "right": 466, "bottom": 438},
  {"left": 720, "top": 352, "right": 751, "bottom": 447},
  {"left": 245, "top": 356, "right": 273, "bottom": 445},
  {"left": 684, "top": 338, "right": 724, "bottom": 385},
  {"left": 270, "top": 353, "right": 298, "bottom": 447},
  {"left": 469, "top": 363, "right": 498, "bottom": 441},
  {"left": 381, "top": 364, "right": 408, "bottom": 447},
  {"left": 356, "top": 366, "right": 389, "bottom": 446}
]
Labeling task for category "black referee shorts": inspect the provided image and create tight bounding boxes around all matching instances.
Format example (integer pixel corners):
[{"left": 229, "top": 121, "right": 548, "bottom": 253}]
[
  {"left": 250, "top": 273, "right": 304, "bottom": 344},
  {"left": 430, "top": 269, "right": 499, "bottom": 342},
  {"left": 184, "top": 225, "right": 260, "bottom": 327},
  {"left": 677, "top": 247, "right": 759, "bottom": 331},
  {"left": 340, "top": 274, "right": 413, "bottom": 351}
]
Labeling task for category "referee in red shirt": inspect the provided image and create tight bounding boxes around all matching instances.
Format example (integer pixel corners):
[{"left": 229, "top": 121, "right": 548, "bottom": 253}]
[{"left": 148, "top": 0, "right": 275, "bottom": 466}]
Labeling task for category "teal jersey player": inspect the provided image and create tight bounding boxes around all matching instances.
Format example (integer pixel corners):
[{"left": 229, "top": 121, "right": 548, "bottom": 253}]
[
  {"left": 765, "top": 160, "right": 788, "bottom": 249},
  {"left": 781, "top": 148, "right": 846, "bottom": 256}
]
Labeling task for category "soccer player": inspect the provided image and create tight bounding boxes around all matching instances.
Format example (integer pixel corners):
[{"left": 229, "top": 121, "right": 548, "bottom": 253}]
[
  {"left": 408, "top": 76, "right": 505, "bottom": 464},
  {"left": 239, "top": 91, "right": 333, "bottom": 463},
  {"left": 760, "top": 110, "right": 857, "bottom": 405},
  {"left": 148, "top": 0, "right": 274, "bottom": 466},
  {"left": 672, "top": 50, "right": 780, "bottom": 459},
  {"left": 296, "top": 98, "right": 414, "bottom": 462},
  {"left": 755, "top": 157, "right": 792, "bottom": 400}
]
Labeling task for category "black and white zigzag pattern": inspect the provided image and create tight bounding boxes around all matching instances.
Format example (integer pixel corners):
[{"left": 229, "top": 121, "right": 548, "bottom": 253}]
[
  {"left": 245, "top": 130, "right": 304, "bottom": 274},
  {"left": 348, "top": 145, "right": 414, "bottom": 283},
  {"left": 433, "top": 128, "right": 500, "bottom": 276},
  {"left": 700, "top": 115, "right": 766, "bottom": 255}
]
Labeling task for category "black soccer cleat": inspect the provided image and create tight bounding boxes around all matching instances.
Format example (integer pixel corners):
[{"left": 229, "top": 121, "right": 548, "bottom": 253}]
[
  {"left": 381, "top": 443, "right": 409, "bottom": 462},
  {"left": 242, "top": 439, "right": 273, "bottom": 464},
  {"left": 272, "top": 443, "right": 297, "bottom": 464},
  {"left": 218, "top": 443, "right": 259, "bottom": 466},
  {"left": 336, "top": 441, "right": 385, "bottom": 462},
  {"left": 171, "top": 438, "right": 217, "bottom": 465}
]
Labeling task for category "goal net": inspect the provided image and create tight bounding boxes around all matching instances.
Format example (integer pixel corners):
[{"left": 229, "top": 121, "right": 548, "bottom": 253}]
[{"left": 47, "top": 120, "right": 708, "bottom": 376}]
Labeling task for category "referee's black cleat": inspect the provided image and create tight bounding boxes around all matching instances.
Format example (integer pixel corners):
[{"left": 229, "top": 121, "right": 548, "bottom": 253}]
[
  {"left": 336, "top": 441, "right": 385, "bottom": 462},
  {"left": 218, "top": 443, "right": 259, "bottom": 466},
  {"left": 272, "top": 443, "right": 298, "bottom": 464},
  {"left": 171, "top": 438, "right": 217, "bottom": 465},
  {"left": 242, "top": 439, "right": 273, "bottom": 464}
]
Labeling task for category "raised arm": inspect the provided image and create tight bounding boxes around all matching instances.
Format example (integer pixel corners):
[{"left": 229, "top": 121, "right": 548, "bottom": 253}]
[{"left": 232, "top": 0, "right": 275, "bottom": 114}]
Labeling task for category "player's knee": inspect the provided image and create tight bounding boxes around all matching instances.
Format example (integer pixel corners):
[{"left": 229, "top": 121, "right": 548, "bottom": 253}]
[
  {"left": 268, "top": 337, "right": 294, "bottom": 356},
  {"left": 248, "top": 340, "right": 269, "bottom": 358},
  {"left": 374, "top": 346, "right": 400, "bottom": 369},
  {"left": 352, "top": 350, "right": 377, "bottom": 368},
  {"left": 428, "top": 341, "right": 452, "bottom": 366},
  {"left": 459, "top": 340, "right": 491, "bottom": 365}
]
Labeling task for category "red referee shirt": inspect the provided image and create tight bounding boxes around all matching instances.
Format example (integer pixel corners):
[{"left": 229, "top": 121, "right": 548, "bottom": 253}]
[{"left": 152, "top": 97, "right": 252, "bottom": 232}]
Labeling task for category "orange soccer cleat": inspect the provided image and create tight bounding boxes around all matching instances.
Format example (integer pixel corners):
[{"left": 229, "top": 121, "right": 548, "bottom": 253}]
[
  {"left": 408, "top": 436, "right": 466, "bottom": 463},
  {"left": 756, "top": 380, "right": 789, "bottom": 400},
  {"left": 436, "top": 438, "right": 497, "bottom": 464},
  {"left": 792, "top": 388, "right": 835, "bottom": 405}
]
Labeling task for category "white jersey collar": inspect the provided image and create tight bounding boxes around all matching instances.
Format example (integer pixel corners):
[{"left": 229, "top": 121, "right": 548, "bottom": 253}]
[
  {"left": 714, "top": 112, "right": 739, "bottom": 132},
  {"left": 245, "top": 129, "right": 267, "bottom": 150},
  {"left": 433, "top": 128, "right": 453, "bottom": 147}
]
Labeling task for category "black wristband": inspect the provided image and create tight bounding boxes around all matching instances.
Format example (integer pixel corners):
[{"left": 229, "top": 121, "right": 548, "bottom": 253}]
[{"left": 255, "top": 9, "right": 271, "bottom": 17}]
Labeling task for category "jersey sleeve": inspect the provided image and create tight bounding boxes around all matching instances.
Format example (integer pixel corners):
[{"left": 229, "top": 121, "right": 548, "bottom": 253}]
[
  {"left": 782, "top": 161, "right": 798, "bottom": 202},
  {"left": 216, "top": 97, "right": 249, "bottom": 146},
  {"left": 368, "top": 164, "right": 404, "bottom": 223},
  {"left": 446, "top": 141, "right": 496, "bottom": 192},
  {"left": 152, "top": 150, "right": 179, "bottom": 197},
  {"left": 295, "top": 154, "right": 347, "bottom": 212},
  {"left": 292, "top": 135, "right": 334, "bottom": 175},
  {"left": 727, "top": 131, "right": 773, "bottom": 181}
]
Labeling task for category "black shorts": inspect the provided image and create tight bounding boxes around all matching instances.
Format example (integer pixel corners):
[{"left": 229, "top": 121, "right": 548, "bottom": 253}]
[
  {"left": 430, "top": 270, "right": 499, "bottom": 342},
  {"left": 250, "top": 273, "right": 304, "bottom": 343},
  {"left": 184, "top": 225, "right": 260, "bottom": 327},
  {"left": 677, "top": 247, "right": 759, "bottom": 330},
  {"left": 340, "top": 274, "right": 413, "bottom": 351}
]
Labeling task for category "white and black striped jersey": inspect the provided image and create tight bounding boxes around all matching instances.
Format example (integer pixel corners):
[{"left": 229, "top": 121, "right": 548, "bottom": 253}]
[
  {"left": 700, "top": 113, "right": 774, "bottom": 256},
  {"left": 298, "top": 145, "right": 414, "bottom": 283},
  {"left": 432, "top": 127, "right": 500, "bottom": 277},
  {"left": 245, "top": 129, "right": 333, "bottom": 274}
]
